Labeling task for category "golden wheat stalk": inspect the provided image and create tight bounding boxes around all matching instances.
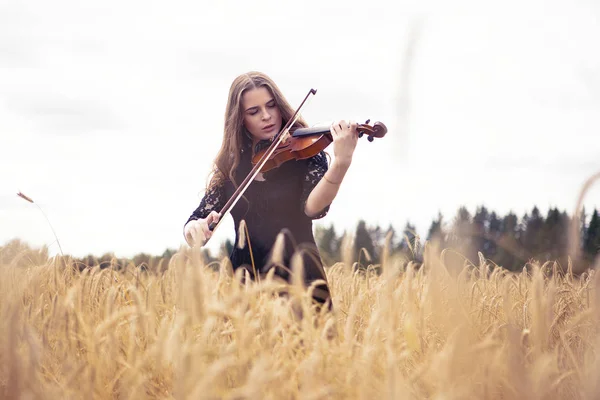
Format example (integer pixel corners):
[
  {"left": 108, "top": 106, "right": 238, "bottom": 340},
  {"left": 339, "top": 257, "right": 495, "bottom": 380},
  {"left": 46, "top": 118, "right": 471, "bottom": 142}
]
[{"left": 16, "top": 191, "right": 65, "bottom": 258}]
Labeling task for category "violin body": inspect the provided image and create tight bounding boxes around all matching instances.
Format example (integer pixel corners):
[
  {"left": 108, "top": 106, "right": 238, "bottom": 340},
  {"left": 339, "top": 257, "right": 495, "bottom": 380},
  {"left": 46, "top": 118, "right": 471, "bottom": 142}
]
[
  {"left": 253, "top": 126, "right": 333, "bottom": 172},
  {"left": 252, "top": 122, "right": 387, "bottom": 172}
]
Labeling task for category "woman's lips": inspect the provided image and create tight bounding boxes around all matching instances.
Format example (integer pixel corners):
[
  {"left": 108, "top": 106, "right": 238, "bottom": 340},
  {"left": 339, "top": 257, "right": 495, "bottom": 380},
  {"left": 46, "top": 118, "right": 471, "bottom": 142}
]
[{"left": 263, "top": 124, "right": 275, "bottom": 131}]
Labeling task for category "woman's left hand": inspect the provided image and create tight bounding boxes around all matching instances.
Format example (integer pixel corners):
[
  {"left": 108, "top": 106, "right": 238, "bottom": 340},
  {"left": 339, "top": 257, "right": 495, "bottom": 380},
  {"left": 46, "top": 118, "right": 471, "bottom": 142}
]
[{"left": 330, "top": 120, "right": 359, "bottom": 166}]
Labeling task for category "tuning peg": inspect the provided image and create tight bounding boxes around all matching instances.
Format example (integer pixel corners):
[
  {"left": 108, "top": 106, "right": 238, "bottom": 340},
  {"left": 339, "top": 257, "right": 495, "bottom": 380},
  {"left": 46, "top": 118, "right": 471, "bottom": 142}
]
[
  {"left": 368, "top": 135, "right": 374, "bottom": 142},
  {"left": 358, "top": 132, "right": 364, "bottom": 138},
  {"left": 365, "top": 119, "right": 370, "bottom": 125}
]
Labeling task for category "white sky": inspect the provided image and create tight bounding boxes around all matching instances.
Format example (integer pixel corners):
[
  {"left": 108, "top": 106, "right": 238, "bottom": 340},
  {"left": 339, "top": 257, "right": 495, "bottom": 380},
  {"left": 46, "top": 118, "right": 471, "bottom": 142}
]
[{"left": 1, "top": 0, "right": 599, "bottom": 258}]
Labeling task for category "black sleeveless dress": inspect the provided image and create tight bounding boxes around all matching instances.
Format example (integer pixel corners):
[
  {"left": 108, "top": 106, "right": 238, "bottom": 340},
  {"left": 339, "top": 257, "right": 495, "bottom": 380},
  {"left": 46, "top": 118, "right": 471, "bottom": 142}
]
[{"left": 185, "top": 138, "right": 332, "bottom": 306}]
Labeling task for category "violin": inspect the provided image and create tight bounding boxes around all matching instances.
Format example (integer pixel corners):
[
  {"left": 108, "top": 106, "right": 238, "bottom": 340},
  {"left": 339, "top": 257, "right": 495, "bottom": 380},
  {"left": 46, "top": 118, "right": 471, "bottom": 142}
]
[
  {"left": 206, "top": 88, "right": 387, "bottom": 235},
  {"left": 252, "top": 120, "right": 387, "bottom": 172}
]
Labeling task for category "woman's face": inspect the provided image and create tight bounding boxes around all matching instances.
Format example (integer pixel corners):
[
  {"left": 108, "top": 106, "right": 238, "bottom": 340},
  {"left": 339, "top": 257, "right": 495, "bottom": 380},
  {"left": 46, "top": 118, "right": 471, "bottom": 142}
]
[{"left": 241, "top": 87, "right": 282, "bottom": 144}]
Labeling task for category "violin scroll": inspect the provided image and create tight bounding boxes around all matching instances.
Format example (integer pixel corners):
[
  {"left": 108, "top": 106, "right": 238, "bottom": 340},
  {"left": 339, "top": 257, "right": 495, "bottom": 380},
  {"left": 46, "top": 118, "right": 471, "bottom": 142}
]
[{"left": 357, "top": 120, "right": 387, "bottom": 143}]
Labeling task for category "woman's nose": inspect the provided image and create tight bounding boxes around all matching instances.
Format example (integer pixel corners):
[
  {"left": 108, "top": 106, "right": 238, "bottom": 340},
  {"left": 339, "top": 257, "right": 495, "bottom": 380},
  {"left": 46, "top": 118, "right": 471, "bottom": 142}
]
[{"left": 261, "top": 109, "right": 271, "bottom": 120}]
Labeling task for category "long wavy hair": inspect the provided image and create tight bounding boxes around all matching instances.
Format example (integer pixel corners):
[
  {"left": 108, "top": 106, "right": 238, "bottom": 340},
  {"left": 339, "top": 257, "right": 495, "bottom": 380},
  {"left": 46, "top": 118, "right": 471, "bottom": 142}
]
[{"left": 208, "top": 71, "right": 308, "bottom": 189}]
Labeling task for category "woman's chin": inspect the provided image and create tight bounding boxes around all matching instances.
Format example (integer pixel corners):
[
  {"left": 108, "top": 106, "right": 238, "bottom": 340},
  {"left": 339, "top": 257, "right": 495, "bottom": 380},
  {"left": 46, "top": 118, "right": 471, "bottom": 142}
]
[
  {"left": 256, "top": 133, "right": 275, "bottom": 142},
  {"left": 250, "top": 127, "right": 280, "bottom": 143}
]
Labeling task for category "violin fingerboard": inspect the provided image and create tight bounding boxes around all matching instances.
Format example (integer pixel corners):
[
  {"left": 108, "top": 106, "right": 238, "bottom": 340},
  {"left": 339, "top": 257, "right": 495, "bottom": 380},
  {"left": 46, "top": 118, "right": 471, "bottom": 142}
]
[{"left": 292, "top": 126, "right": 330, "bottom": 137}]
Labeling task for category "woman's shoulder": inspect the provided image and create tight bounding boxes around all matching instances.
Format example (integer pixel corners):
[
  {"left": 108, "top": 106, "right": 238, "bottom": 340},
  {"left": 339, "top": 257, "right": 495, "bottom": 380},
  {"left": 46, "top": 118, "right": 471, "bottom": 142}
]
[{"left": 206, "top": 170, "right": 229, "bottom": 191}]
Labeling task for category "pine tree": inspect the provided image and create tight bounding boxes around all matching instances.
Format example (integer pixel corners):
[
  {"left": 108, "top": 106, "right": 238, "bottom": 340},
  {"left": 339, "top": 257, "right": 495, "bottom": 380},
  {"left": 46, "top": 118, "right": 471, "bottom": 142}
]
[
  {"left": 542, "top": 207, "right": 562, "bottom": 261},
  {"left": 497, "top": 211, "right": 520, "bottom": 271},
  {"left": 522, "top": 206, "right": 544, "bottom": 260},
  {"left": 426, "top": 212, "right": 445, "bottom": 249},
  {"left": 449, "top": 206, "right": 474, "bottom": 261},
  {"left": 487, "top": 211, "right": 501, "bottom": 259},
  {"left": 354, "top": 220, "right": 376, "bottom": 269},
  {"left": 315, "top": 224, "right": 339, "bottom": 265},
  {"left": 580, "top": 206, "right": 588, "bottom": 251},
  {"left": 558, "top": 210, "right": 570, "bottom": 262},
  {"left": 368, "top": 224, "right": 385, "bottom": 260},
  {"left": 472, "top": 205, "right": 490, "bottom": 256},
  {"left": 448, "top": 207, "right": 470, "bottom": 243},
  {"left": 385, "top": 224, "right": 398, "bottom": 253},
  {"left": 584, "top": 209, "right": 600, "bottom": 261}
]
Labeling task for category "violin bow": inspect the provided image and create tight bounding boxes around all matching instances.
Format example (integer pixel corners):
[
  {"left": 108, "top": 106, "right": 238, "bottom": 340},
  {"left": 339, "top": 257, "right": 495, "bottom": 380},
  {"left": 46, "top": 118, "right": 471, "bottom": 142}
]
[{"left": 205, "top": 88, "right": 317, "bottom": 241}]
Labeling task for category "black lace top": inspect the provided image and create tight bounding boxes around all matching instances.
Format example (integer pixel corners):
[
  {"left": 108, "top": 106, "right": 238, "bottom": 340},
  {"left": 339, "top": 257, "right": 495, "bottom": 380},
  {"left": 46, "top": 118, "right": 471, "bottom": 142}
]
[
  {"left": 185, "top": 137, "right": 331, "bottom": 284},
  {"left": 187, "top": 152, "right": 329, "bottom": 223}
]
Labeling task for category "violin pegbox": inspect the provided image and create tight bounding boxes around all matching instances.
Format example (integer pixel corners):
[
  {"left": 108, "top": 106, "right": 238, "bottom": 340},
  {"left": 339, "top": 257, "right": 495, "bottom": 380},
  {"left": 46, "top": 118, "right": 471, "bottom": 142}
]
[{"left": 357, "top": 119, "right": 387, "bottom": 142}]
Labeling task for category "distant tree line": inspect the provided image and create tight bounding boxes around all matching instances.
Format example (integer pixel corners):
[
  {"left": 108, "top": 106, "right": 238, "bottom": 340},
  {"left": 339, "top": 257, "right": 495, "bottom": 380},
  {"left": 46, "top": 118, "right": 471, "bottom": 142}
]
[
  {"left": 314, "top": 205, "right": 600, "bottom": 273},
  {"left": 2, "top": 205, "right": 599, "bottom": 273}
]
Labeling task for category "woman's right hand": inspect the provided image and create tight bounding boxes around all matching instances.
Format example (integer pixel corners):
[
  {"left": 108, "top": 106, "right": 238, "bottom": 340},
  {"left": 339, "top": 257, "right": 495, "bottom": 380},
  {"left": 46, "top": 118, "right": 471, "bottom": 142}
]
[{"left": 184, "top": 211, "right": 221, "bottom": 247}]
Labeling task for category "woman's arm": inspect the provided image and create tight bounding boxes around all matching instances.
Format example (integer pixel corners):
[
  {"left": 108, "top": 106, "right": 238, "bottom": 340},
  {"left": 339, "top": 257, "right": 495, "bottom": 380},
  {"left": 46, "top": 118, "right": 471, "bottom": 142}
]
[
  {"left": 304, "top": 120, "right": 358, "bottom": 217},
  {"left": 184, "top": 179, "right": 226, "bottom": 246},
  {"left": 304, "top": 158, "right": 350, "bottom": 217}
]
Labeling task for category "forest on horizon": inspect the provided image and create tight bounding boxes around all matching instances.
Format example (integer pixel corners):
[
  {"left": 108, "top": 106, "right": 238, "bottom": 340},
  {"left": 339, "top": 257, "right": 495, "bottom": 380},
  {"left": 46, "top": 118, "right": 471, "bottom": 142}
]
[{"left": 3, "top": 204, "right": 599, "bottom": 274}]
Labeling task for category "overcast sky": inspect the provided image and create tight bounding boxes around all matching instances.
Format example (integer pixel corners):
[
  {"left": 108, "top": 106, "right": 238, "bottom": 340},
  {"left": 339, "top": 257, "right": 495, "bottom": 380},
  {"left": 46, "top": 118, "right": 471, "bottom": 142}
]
[{"left": 1, "top": 0, "right": 599, "bottom": 258}]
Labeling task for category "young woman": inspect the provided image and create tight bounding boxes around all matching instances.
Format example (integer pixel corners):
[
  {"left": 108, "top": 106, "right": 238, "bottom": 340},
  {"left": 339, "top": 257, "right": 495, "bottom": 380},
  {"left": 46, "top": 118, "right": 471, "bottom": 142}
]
[{"left": 184, "top": 71, "right": 358, "bottom": 309}]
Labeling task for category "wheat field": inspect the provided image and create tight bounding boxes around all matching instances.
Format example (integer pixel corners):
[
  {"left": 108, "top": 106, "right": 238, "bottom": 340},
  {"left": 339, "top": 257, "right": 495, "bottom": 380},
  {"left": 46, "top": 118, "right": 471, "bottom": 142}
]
[{"left": 1, "top": 241, "right": 600, "bottom": 400}]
